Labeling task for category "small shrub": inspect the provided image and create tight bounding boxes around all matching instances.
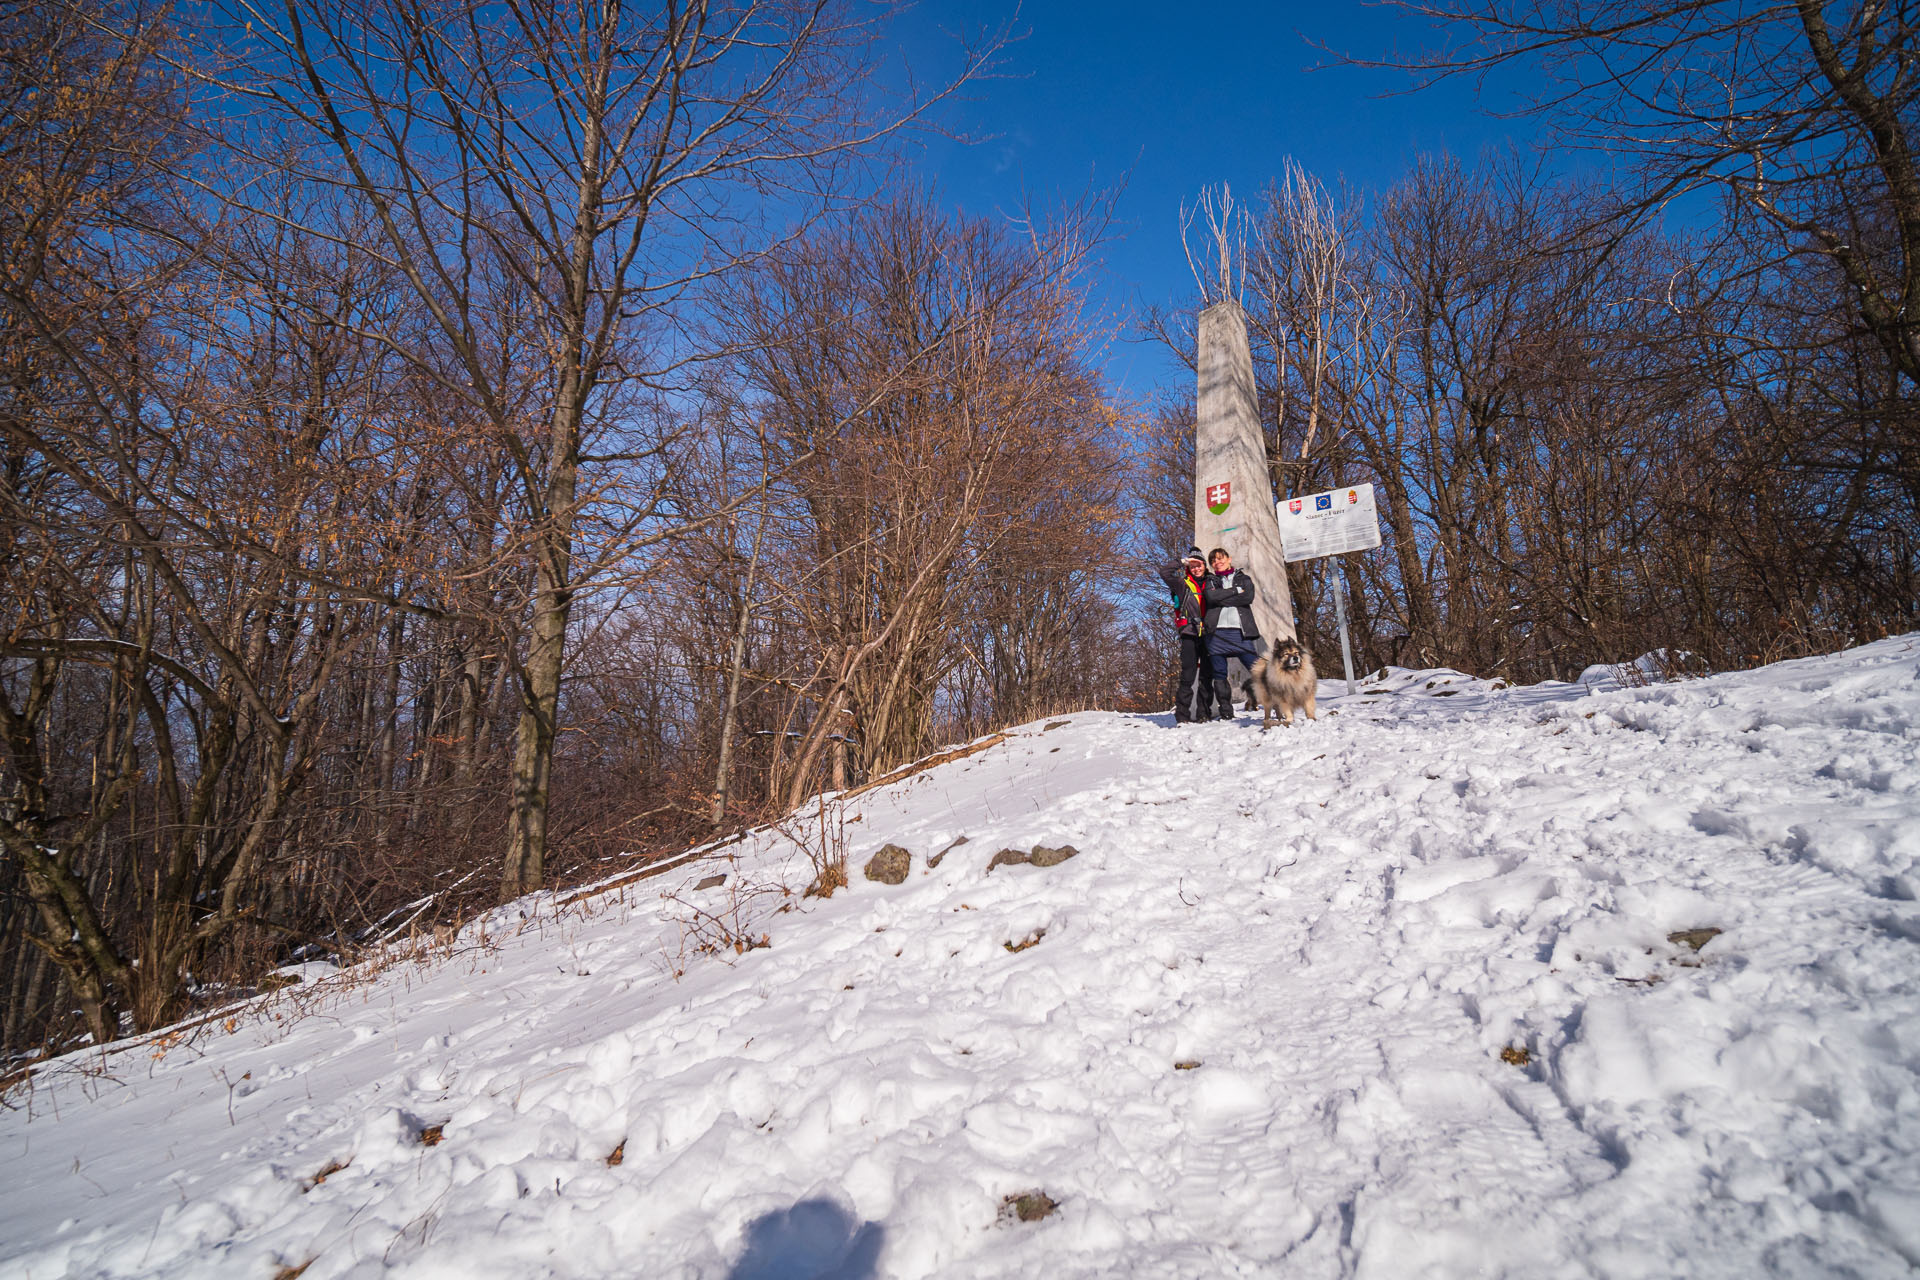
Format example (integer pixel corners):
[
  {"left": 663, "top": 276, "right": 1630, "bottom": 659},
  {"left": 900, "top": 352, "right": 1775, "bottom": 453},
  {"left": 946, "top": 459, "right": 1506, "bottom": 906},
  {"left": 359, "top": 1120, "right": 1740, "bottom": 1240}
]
[
  {"left": 1000, "top": 1191, "right": 1059, "bottom": 1224},
  {"left": 803, "top": 863, "right": 847, "bottom": 898}
]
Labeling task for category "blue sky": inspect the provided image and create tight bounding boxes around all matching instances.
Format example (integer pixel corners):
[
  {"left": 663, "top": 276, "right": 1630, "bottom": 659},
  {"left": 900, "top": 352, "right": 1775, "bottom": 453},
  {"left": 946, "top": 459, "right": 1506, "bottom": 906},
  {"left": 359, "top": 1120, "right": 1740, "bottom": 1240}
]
[{"left": 896, "top": 2, "right": 1546, "bottom": 398}]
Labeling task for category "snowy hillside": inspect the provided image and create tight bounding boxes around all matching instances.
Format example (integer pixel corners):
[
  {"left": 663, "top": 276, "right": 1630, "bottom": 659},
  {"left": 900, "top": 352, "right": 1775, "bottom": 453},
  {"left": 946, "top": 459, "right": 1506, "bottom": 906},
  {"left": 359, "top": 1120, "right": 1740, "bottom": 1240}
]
[{"left": 5, "top": 638, "right": 1920, "bottom": 1279}]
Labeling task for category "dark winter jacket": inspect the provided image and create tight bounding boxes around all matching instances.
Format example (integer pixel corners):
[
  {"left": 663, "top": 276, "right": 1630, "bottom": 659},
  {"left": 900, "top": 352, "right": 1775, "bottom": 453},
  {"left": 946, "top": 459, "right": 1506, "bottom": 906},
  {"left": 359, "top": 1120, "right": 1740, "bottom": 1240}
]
[
  {"left": 1203, "top": 569, "right": 1261, "bottom": 640},
  {"left": 1157, "top": 559, "right": 1211, "bottom": 634}
]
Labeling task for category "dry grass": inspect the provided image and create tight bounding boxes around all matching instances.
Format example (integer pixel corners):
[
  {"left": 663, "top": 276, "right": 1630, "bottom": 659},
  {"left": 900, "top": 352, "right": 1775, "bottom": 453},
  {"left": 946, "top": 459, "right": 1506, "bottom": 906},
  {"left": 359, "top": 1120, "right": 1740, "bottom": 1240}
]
[
  {"left": 999, "top": 1191, "right": 1059, "bottom": 1223},
  {"left": 303, "top": 1159, "right": 349, "bottom": 1191},
  {"left": 803, "top": 861, "right": 848, "bottom": 898}
]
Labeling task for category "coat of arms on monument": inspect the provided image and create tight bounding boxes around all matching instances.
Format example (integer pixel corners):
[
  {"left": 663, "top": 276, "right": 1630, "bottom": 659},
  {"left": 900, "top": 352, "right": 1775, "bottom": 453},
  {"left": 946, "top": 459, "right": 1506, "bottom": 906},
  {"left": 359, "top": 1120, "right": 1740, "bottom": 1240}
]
[{"left": 1206, "top": 481, "right": 1231, "bottom": 515}]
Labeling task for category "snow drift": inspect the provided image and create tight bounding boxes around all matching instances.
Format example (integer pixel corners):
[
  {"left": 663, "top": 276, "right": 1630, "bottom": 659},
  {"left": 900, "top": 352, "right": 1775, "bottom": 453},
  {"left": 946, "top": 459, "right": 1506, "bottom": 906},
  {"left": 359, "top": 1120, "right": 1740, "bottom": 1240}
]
[{"left": 4, "top": 637, "right": 1919, "bottom": 1278}]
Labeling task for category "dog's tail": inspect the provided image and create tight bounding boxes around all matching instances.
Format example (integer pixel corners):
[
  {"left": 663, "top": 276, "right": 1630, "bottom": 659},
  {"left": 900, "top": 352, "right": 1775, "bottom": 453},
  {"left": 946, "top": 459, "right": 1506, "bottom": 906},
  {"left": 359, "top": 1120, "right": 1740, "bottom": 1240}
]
[{"left": 1250, "top": 656, "right": 1270, "bottom": 682}]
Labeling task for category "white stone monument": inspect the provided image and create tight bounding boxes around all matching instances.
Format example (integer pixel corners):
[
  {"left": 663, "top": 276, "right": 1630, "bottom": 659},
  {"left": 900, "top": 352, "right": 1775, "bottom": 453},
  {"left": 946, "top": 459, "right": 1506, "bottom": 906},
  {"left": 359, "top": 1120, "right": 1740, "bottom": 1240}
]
[{"left": 1194, "top": 297, "right": 1297, "bottom": 645}]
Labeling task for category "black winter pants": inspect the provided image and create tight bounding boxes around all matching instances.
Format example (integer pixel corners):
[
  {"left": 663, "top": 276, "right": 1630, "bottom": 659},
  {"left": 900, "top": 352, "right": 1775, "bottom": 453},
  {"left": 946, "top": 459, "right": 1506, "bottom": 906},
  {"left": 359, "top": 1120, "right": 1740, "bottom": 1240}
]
[{"left": 1175, "top": 632, "right": 1215, "bottom": 721}]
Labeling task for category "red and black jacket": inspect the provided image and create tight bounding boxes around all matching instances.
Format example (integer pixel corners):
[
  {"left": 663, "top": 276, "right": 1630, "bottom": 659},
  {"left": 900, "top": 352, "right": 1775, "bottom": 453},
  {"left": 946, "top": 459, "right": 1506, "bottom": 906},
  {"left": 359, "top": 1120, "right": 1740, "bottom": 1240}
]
[{"left": 1157, "top": 559, "right": 1211, "bottom": 634}]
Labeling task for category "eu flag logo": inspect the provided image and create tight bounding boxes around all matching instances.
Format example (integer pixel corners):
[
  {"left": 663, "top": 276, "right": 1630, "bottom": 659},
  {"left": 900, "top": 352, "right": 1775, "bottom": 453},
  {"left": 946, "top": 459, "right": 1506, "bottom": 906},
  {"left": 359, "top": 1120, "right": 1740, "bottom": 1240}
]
[{"left": 1314, "top": 494, "right": 1332, "bottom": 511}]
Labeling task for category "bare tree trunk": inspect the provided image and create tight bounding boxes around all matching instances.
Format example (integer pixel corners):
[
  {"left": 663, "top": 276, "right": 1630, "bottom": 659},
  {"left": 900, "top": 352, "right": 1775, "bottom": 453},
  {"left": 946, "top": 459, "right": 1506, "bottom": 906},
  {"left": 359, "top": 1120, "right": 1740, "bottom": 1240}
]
[
  {"left": 503, "top": 540, "right": 572, "bottom": 899},
  {"left": 375, "top": 614, "right": 404, "bottom": 851},
  {"left": 710, "top": 507, "right": 770, "bottom": 827}
]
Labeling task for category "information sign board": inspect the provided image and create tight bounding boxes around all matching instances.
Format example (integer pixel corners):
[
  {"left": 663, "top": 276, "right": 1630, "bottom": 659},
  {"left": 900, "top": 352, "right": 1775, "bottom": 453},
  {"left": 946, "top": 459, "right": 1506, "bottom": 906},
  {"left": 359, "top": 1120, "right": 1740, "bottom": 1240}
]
[{"left": 1276, "top": 483, "right": 1382, "bottom": 563}]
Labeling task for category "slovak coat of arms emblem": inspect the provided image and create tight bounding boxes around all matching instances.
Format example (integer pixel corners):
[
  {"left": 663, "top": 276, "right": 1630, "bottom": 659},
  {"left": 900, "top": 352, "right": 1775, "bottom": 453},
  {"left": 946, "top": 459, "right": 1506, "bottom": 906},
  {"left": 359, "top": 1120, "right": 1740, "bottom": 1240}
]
[{"left": 1206, "top": 481, "right": 1231, "bottom": 515}]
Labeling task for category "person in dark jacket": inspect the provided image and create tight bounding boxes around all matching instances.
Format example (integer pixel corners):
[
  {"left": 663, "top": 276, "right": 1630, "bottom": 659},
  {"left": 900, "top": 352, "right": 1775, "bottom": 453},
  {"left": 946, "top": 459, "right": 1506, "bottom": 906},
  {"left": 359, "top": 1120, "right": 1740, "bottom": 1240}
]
[
  {"left": 1157, "top": 546, "right": 1215, "bottom": 723},
  {"left": 1203, "top": 547, "right": 1261, "bottom": 720}
]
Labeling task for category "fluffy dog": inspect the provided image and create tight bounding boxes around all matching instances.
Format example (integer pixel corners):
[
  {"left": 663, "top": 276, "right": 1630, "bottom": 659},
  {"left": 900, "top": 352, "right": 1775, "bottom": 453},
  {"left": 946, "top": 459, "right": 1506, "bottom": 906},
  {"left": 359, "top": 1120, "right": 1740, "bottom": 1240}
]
[{"left": 1249, "top": 639, "right": 1318, "bottom": 728}]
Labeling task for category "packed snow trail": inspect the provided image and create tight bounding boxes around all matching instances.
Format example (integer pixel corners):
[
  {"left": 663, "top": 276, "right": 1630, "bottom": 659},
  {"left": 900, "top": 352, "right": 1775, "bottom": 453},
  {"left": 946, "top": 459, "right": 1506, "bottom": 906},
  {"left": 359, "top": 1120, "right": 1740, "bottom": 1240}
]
[{"left": 4, "top": 639, "right": 1919, "bottom": 1278}]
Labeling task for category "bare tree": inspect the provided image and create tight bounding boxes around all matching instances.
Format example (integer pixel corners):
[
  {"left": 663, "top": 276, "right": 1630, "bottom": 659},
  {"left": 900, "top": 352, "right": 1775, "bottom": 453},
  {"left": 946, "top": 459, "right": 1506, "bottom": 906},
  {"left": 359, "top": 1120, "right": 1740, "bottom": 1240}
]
[
  {"left": 1373, "top": 0, "right": 1920, "bottom": 485},
  {"left": 0, "top": 2, "right": 442, "bottom": 1035},
  {"left": 1181, "top": 182, "right": 1247, "bottom": 306},
  {"left": 1247, "top": 160, "right": 1373, "bottom": 495},
  {"left": 730, "top": 192, "right": 1121, "bottom": 807},
  {"left": 198, "top": 0, "right": 1003, "bottom": 898}
]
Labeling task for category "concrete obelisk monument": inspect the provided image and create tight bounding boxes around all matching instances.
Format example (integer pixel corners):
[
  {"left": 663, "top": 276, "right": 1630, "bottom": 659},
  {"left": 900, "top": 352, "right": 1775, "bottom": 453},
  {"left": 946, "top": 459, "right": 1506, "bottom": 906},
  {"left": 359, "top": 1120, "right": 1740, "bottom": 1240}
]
[{"left": 1195, "top": 295, "right": 1297, "bottom": 646}]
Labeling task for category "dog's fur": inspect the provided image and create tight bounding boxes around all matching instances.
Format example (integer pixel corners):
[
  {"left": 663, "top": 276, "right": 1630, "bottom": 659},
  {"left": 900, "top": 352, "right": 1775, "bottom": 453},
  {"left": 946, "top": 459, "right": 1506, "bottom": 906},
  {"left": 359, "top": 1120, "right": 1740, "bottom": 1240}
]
[{"left": 1249, "top": 639, "right": 1318, "bottom": 729}]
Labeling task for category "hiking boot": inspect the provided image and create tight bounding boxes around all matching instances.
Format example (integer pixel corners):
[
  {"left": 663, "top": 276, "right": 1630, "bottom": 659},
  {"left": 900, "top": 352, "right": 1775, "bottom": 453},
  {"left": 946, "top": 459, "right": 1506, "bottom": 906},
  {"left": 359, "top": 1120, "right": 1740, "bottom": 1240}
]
[{"left": 1211, "top": 680, "right": 1236, "bottom": 718}]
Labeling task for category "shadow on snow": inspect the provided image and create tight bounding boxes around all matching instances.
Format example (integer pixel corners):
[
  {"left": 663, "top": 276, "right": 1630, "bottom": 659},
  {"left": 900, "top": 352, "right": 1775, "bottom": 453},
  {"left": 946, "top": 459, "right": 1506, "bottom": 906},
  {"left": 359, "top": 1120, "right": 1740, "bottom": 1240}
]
[{"left": 726, "top": 1197, "right": 884, "bottom": 1280}]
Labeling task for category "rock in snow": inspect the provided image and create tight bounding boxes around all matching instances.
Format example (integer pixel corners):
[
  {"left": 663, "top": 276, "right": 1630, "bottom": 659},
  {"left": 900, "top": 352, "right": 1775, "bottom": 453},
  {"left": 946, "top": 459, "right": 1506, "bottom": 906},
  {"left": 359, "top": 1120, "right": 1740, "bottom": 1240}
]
[
  {"left": 5, "top": 636, "right": 1920, "bottom": 1278},
  {"left": 863, "top": 844, "right": 912, "bottom": 886}
]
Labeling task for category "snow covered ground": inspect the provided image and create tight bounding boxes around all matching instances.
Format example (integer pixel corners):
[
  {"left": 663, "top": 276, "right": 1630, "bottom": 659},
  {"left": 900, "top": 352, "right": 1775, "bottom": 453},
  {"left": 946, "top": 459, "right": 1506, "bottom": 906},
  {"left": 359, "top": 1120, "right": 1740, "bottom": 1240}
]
[{"left": 4, "top": 637, "right": 1920, "bottom": 1279}]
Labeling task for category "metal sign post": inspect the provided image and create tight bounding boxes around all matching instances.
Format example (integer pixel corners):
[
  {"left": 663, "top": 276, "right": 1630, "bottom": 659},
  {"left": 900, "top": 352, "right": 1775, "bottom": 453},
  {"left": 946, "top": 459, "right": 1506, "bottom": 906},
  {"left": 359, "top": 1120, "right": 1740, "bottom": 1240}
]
[
  {"left": 1277, "top": 483, "right": 1383, "bottom": 699},
  {"left": 1331, "top": 565, "right": 1357, "bottom": 696}
]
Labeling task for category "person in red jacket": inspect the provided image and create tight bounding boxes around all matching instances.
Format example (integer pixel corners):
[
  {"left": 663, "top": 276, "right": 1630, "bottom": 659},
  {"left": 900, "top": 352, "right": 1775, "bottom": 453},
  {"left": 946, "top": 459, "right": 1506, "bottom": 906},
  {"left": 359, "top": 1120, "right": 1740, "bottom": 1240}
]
[{"left": 1157, "top": 545, "right": 1215, "bottom": 723}]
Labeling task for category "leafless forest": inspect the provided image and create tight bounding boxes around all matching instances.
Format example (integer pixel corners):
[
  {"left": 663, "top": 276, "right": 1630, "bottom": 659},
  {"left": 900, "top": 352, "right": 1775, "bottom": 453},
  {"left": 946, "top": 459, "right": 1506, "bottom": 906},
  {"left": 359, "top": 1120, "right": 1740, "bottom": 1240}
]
[{"left": 3, "top": 0, "right": 1915, "bottom": 1052}]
